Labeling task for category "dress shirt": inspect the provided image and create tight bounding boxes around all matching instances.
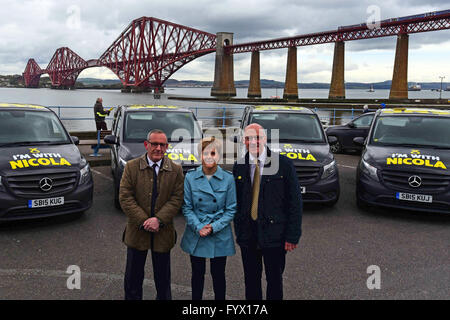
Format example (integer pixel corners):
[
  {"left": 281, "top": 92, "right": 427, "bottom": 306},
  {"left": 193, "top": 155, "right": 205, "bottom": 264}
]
[
  {"left": 249, "top": 148, "right": 267, "bottom": 185},
  {"left": 146, "top": 156, "right": 162, "bottom": 176}
]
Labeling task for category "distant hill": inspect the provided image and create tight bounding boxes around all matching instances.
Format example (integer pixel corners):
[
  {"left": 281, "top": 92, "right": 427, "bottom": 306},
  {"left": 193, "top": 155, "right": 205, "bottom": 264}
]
[
  {"left": 0, "top": 74, "right": 448, "bottom": 90},
  {"left": 77, "top": 78, "right": 121, "bottom": 85}
]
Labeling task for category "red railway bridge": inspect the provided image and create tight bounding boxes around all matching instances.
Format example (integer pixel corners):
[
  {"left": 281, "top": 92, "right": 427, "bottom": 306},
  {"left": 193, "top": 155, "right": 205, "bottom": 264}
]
[{"left": 23, "top": 10, "right": 450, "bottom": 99}]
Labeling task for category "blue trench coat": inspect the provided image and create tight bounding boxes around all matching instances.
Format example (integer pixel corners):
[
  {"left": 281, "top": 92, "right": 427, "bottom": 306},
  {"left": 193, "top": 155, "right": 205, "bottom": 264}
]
[{"left": 180, "top": 166, "right": 237, "bottom": 258}]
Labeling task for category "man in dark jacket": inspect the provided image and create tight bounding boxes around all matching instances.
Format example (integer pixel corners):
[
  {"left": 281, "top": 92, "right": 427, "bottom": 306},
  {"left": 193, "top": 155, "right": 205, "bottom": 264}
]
[
  {"left": 233, "top": 123, "right": 302, "bottom": 300},
  {"left": 93, "top": 97, "right": 110, "bottom": 130}
]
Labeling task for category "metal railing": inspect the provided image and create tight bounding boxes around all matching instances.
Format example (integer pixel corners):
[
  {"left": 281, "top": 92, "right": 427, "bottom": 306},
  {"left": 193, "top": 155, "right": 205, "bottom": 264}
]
[{"left": 48, "top": 105, "right": 373, "bottom": 129}]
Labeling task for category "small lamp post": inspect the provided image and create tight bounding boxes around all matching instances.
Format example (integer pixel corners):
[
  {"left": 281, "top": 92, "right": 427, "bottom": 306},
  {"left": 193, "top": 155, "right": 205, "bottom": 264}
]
[{"left": 439, "top": 76, "right": 445, "bottom": 100}]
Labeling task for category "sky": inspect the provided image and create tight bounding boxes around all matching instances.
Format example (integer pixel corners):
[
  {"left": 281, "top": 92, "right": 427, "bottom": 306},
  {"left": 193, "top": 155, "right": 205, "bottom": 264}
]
[{"left": 0, "top": 0, "right": 449, "bottom": 84}]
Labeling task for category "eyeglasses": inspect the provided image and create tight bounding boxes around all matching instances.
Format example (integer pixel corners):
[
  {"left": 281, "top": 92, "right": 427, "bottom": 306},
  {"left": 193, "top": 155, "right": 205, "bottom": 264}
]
[
  {"left": 147, "top": 141, "right": 167, "bottom": 148},
  {"left": 244, "top": 136, "right": 263, "bottom": 141}
]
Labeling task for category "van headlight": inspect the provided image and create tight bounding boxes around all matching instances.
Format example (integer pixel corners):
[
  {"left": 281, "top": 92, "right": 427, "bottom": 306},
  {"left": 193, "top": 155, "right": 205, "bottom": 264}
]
[
  {"left": 79, "top": 163, "right": 91, "bottom": 185},
  {"left": 360, "top": 159, "right": 379, "bottom": 181},
  {"left": 321, "top": 160, "right": 337, "bottom": 179}
]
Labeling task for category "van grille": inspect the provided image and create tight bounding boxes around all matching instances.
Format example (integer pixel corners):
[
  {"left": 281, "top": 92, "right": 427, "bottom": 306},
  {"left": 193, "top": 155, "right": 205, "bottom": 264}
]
[
  {"left": 6, "top": 171, "right": 79, "bottom": 197},
  {"left": 295, "top": 166, "right": 321, "bottom": 185},
  {"left": 381, "top": 169, "right": 450, "bottom": 193}
]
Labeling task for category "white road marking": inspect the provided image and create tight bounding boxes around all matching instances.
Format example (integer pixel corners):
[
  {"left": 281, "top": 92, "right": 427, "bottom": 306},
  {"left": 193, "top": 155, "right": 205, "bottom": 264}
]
[{"left": 91, "top": 169, "right": 114, "bottom": 182}]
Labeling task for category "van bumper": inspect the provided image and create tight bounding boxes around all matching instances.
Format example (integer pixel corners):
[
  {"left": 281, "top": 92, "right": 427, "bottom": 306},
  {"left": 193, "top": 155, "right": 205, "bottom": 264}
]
[
  {"left": 0, "top": 180, "right": 93, "bottom": 221},
  {"left": 357, "top": 172, "right": 450, "bottom": 214},
  {"left": 301, "top": 172, "right": 340, "bottom": 204}
]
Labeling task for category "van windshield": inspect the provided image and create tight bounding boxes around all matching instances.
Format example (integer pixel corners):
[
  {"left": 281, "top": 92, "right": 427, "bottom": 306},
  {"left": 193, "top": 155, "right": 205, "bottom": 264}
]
[
  {"left": 249, "top": 112, "right": 325, "bottom": 142},
  {"left": 0, "top": 110, "right": 70, "bottom": 144},
  {"left": 124, "top": 111, "right": 202, "bottom": 142},
  {"left": 371, "top": 116, "right": 450, "bottom": 148}
]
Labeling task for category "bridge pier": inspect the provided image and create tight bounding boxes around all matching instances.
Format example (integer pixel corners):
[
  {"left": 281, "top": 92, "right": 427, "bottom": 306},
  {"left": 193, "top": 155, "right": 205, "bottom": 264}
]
[
  {"left": 130, "top": 86, "right": 153, "bottom": 93},
  {"left": 389, "top": 33, "right": 409, "bottom": 100},
  {"left": 211, "top": 32, "right": 236, "bottom": 98},
  {"left": 283, "top": 46, "right": 298, "bottom": 100},
  {"left": 247, "top": 51, "right": 261, "bottom": 98},
  {"left": 23, "top": 76, "right": 41, "bottom": 88},
  {"left": 328, "top": 41, "right": 345, "bottom": 99}
]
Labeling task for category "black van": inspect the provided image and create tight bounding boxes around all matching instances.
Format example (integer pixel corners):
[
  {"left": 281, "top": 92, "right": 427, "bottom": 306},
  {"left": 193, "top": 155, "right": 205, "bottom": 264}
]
[
  {"left": 238, "top": 105, "right": 340, "bottom": 205},
  {"left": 104, "top": 105, "right": 202, "bottom": 208},
  {"left": 355, "top": 108, "right": 450, "bottom": 214},
  {"left": 0, "top": 103, "right": 93, "bottom": 221},
  {"left": 325, "top": 112, "right": 375, "bottom": 153}
]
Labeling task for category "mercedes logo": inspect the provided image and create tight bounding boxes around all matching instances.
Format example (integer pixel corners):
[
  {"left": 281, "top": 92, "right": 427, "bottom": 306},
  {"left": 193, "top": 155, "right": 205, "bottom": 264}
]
[
  {"left": 39, "top": 177, "right": 53, "bottom": 192},
  {"left": 408, "top": 175, "right": 422, "bottom": 188}
]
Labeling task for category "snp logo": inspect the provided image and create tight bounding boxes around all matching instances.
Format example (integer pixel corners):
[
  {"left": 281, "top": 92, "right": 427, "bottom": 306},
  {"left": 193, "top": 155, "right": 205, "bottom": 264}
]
[
  {"left": 366, "top": 265, "right": 381, "bottom": 290},
  {"left": 66, "top": 265, "right": 81, "bottom": 290}
]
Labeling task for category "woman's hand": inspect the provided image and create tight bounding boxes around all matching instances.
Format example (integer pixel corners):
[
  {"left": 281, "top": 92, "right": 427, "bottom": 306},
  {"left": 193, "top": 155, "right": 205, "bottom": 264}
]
[{"left": 199, "top": 224, "right": 213, "bottom": 237}]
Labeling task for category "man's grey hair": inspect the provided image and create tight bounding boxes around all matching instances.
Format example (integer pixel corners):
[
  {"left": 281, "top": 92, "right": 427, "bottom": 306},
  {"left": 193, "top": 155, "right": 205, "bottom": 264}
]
[{"left": 147, "top": 129, "right": 167, "bottom": 141}]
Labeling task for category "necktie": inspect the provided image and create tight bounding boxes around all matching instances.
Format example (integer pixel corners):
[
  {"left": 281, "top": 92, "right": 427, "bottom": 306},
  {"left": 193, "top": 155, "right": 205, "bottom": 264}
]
[
  {"left": 151, "top": 163, "right": 158, "bottom": 217},
  {"left": 250, "top": 159, "right": 260, "bottom": 221},
  {"left": 150, "top": 163, "right": 158, "bottom": 251}
]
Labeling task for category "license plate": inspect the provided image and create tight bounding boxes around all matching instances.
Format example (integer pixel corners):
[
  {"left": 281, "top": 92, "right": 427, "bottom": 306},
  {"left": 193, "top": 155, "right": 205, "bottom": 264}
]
[
  {"left": 300, "top": 187, "right": 306, "bottom": 194},
  {"left": 28, "top": 197, "right": 64, "bottom": 208},
  {"left": 396, "top": 192, "right": 432, "bottom": 203}
]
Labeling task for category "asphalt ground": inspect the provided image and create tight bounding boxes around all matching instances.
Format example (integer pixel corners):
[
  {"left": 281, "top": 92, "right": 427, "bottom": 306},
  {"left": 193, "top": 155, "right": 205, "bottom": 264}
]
[{"left": 0, "top": 153, "right": 449, "bottom": 301}]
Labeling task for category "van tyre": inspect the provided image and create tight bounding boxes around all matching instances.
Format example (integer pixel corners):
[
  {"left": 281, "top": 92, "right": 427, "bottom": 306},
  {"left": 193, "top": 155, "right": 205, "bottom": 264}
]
[
  {"left": 330, "top": 139, "right": 342, "bottom": 154},
  {"left": 114, "top": 192, "right": 121, "bottom": 210},
  {"left": 114, "top": 180, "right": 121, "bottom": 210}
]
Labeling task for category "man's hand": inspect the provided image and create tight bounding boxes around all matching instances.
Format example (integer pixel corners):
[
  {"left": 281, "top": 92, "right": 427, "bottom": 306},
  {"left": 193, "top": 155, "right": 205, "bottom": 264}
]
[
  {"left": 143, "top": 217, "right": 160, "bottom": 232},
  {"left": 285, "top": 242, "right": 298, "bottom": 252},
  {"left": 199, "top": 224, "right": 212, "bottom": 237}
]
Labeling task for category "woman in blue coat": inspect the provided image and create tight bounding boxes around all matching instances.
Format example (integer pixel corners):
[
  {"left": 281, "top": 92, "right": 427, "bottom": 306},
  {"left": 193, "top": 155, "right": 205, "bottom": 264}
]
[{"left": 180, "top": 136, "right": 237, "bottom": 300}]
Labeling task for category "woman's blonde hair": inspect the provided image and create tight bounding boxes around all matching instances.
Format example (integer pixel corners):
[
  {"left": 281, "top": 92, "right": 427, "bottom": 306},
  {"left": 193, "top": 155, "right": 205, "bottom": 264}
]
[{"left": 198, "top": 136, "right": 222, "bottom": 157}]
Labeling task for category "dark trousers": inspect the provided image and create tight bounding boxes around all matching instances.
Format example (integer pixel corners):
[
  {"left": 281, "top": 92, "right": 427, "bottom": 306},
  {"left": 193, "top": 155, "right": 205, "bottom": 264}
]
[
  {"left": 190, "top": 255, "right": 227, "bottom": 300},
  {"left": 240, "top": 244, "right": 286, "bottom": 300},
  {"left": 124, "top": 247, "right": 172, "bottom": 300},
  {"left": 95, "top": 121, "right": 107, "bottom": 131}
]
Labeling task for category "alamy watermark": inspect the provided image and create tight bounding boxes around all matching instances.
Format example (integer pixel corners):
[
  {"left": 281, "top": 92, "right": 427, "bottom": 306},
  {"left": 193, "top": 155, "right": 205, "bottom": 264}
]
[
  {"left": 366, "top": 5, "right": 381, "bottom": 30},
  {"left": 366, "top": 265, "right": 381, "bottom": 290},
  {"left": 66, "top": 265, "right": 81, "bottom": 290}
]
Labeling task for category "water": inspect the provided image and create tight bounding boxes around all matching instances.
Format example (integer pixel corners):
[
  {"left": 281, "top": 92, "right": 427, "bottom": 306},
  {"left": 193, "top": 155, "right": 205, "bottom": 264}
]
[
  {"left": 167, "top": 87, "right": 450, "bottom": 100},
  {"left": 0, "top": 87, "right": 247, "bottom": 131},
  {"left": 1, "top": 87, "right": 449, "bottom": 131}
]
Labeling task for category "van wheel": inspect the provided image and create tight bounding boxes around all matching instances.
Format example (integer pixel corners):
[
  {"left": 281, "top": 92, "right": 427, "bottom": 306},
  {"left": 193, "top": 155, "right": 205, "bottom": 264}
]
[
  {"left": 114, "top": 194, "right": 121, "bottom": 210},
  {"left": 114, "top": 180, "right": 121, "bottom": 210},
  {"left": 330, "top": 140, "right": 342, "bottom": 154}
]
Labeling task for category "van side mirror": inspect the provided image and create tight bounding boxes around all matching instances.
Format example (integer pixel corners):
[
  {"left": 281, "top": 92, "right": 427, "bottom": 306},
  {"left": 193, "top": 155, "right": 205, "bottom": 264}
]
[
  {"left": 353, "top": 137, "right": 365, "bottom": 146},
  {"left": 104, "top": 135, "right": 118, "bottom": 145},
  {"left": 348, "top": 122, "right": 356, "bottom": 128},
  {"left": 327, "top": 136, "right": 338, "bottom": 145},
  {"left": 71, "top": 136, "right": 79, "bottom": 145}
]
